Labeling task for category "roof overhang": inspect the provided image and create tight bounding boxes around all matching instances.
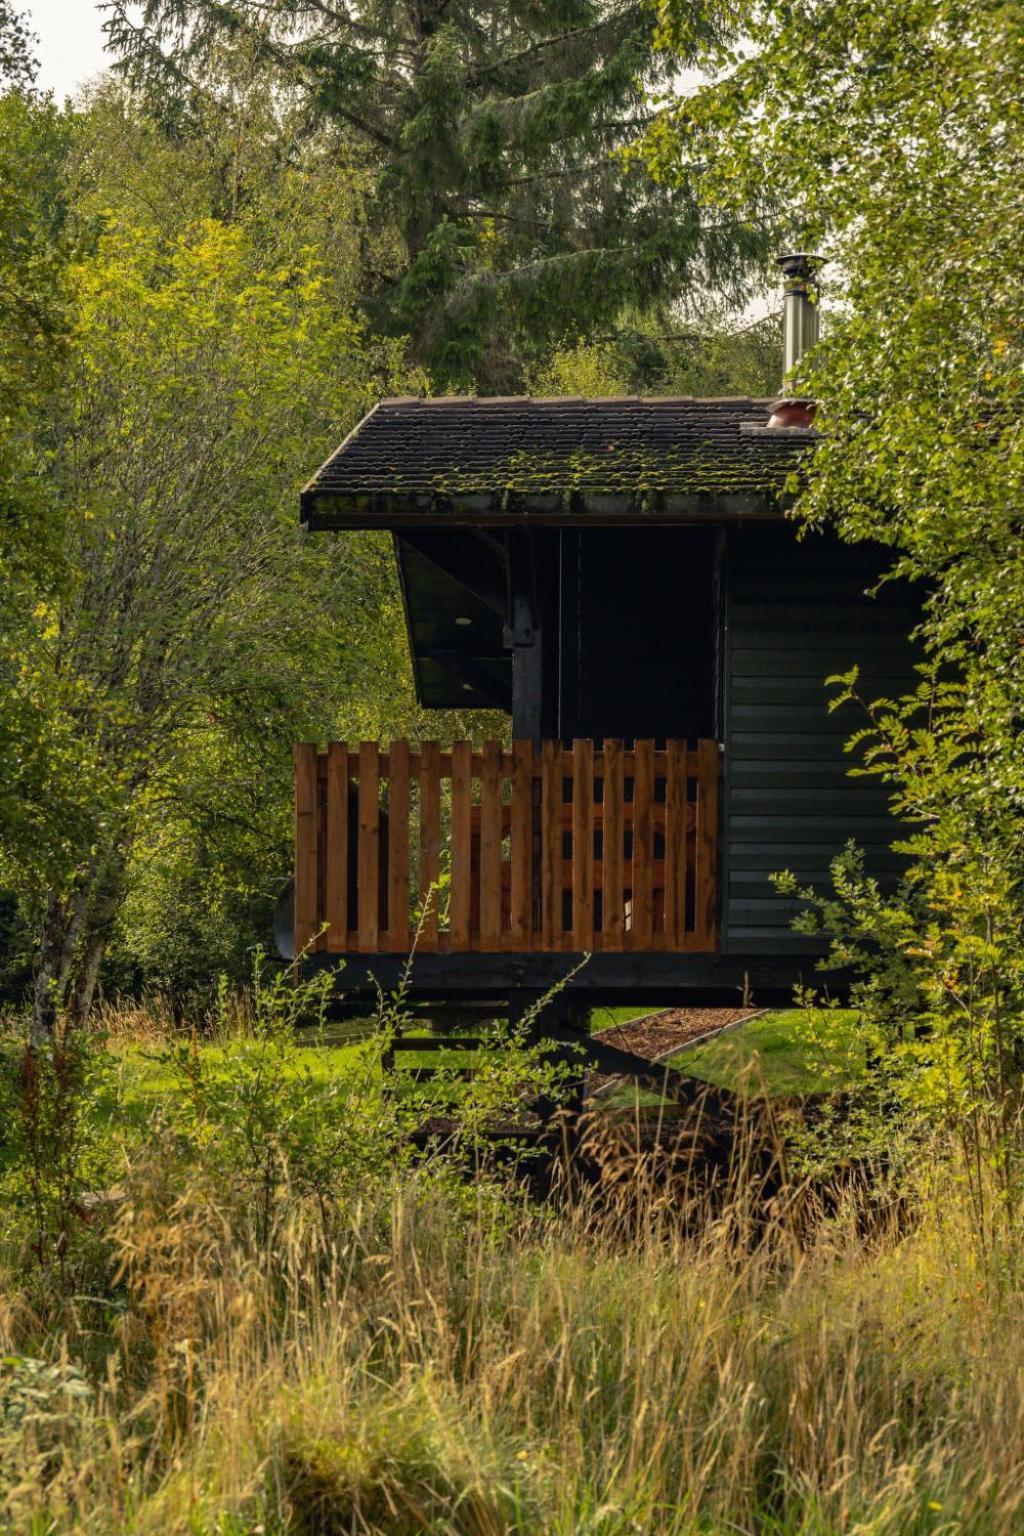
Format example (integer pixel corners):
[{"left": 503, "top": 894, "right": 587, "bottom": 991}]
[
  {"left": 300, "top": 396, "right": 816, "bottom": 532},
  {"left": 394, "top": 530, "right": 511, "bottom": 710},
  {"left": 304, "top": 486, "right": 788, "bottom": 529}
]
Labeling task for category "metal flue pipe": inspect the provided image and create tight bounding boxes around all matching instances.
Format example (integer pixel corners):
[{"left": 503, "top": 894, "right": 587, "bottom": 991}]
[{"left": 768, "top": 252, "right": 822, "bottom": 429}]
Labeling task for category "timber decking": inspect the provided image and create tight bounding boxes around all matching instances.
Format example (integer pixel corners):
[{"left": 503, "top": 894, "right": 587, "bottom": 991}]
[{"left": 294, "top": 739, "right": 721, "bottom": 959}]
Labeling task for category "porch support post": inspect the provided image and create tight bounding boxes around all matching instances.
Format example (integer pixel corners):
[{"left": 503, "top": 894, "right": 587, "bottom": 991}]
[
  {"left": 509, "top": 987, "right": 590, "bottom": 1121},
  {"left": 508, "top": 531, "right": 547, "bottom": 743}
]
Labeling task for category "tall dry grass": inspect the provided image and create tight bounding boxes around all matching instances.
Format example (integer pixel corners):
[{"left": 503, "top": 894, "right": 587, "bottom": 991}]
[
  {"left": 2, "top": 1125, "right": 1023, "bottom": 1536},
  {"left": 89, "top": 988, "right": 258, "bottom": 1047}
]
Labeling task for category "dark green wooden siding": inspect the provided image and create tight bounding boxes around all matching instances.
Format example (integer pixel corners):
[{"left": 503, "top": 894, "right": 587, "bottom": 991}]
[{"left": 722, "top": 525, "right": 919, "bottom": 955}]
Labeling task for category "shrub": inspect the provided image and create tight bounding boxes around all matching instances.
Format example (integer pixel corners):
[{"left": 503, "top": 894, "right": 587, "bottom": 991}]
[{"left": 0, "top": 1015, "right": 122, "bottom": 1294}]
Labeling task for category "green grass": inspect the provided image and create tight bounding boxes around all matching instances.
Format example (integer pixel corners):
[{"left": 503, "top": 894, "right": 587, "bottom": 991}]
[
  {"left": 97, "top": 1032, "right": 517, "bottom": 1132},
  {"left": 1, "top": 1008, "right": 863, "bottom": 1161},
  {"left": 677, "top": 1008, "right": 865, "bottom": 1096},
  {"left": 75, "top": 1037, "right": 375, "bottom": 1155},
  {"left": 110, "top": 1036, "right": 371, "bottom": 1099},
  {"left": 588, "top": 1004, "right": 655, "bottom": 1033},
  {"left": 599, "top": 1008, "right": 865, "bottom": 1109}
]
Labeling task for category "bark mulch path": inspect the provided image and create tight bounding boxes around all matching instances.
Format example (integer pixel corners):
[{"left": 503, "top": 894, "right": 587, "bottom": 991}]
[{"left": 594, "top": 1006, "right": 762, "bottom": 1065}]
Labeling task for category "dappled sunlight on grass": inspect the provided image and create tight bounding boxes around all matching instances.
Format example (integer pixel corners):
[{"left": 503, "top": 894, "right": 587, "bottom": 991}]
[{"left": 678, "top": 1008, "right": 865, "bottom": 1097}]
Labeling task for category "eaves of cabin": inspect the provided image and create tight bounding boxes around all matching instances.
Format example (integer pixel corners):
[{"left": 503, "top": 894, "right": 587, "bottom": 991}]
[{"left": 300, "top": 395, "right": 808, "bottom": 529}]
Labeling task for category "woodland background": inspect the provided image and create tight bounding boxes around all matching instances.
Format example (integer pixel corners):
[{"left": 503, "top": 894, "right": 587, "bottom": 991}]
[
  {"left": 2, "top": 0, "right": 1022, "bottom": 1178},
  {"left": 0, "top": 0, "right": 779, "bottom": 1027}
]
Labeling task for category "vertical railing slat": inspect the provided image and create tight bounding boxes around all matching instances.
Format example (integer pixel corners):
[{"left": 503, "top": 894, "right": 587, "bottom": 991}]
[
  {"left": 632, "top": 739, "right": 655, "bottom": 950},
  {"left": 480, "top": 739, "right": 503, "bottom": 949},
  {"left": 294, "top": 743, "right": 319, "bottom": 959},
  {"left": 665, "top": 739, "right": 687, "bottom": 951},
  {"left": 510, "top": 740, "right": 533, "bottom": 949},
  {"left": 387, "top": 739, "right": 411, "bottom": 952},
  {"left": 541, "top": 739, "right": 561, "bottom": 950},
  {"left": 572, "top": 739, "right": 594, "bottom": 951},
  {"left": 602, "top": 739, "right": 624, "bottom": 950},
  {"left": 418, "top": 740, "right": 441, "bottom": 950},
  {"left": 357, "top": 742, "right": 380, "bottom": 953},
  {"left": 693, "top": 738, "right": 720, "bottom": 952},
  {"left": 324, "top": 742, "right": 349, "bottom": 952},
  {"left": 450, "top": 741, "right": 473, "bottom": 950},
  {"left": 623, "top": 745, "right": 636, "bottom": 949}
]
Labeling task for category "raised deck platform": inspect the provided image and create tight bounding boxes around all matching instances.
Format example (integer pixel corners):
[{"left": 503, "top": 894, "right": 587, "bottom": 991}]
[{"left": 302, "top": 946, "right": 823, "bottom": 1011}]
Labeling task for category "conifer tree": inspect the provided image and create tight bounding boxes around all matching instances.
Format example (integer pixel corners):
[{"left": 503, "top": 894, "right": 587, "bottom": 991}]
[
  {"left": 104, "top": 0, "right": 765, "bottom": 387},
  {"left": 0, "top": 0, "right": 36, "bottom": 89}
]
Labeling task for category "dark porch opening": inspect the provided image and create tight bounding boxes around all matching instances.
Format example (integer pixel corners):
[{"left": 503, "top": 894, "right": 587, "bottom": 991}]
[{"left": 558, "top": 527, "right": 718, "bottom": 741}]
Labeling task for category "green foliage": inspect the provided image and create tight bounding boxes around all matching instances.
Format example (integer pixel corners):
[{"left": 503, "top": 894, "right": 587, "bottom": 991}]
[
  {"left": 70, "top": 70, "right": 402, "bottom": 311},
  {"left": 0, "top": 86, "right": 442, "bottom": 1029},
  {"left": 150, "top": 938, "right": 573, "bottom": 1246},
  {"left": 645, "top": 0, "right": 1024, "bottom": 1219},
  {"left": 104, "top": 0, "right": 768, "bottom": 387},
  {"left": 0, "top": 1020, "right": 120, "bottom": 1288},
  {"left": 157, "top": 954, "right": 408, "bottom": 1243},
  {"left": 0, "top": 1, "right": 35, "bottom": 90},
  {"left": 0, "top": 1353, "right": 93, "bottom": 1525},
  {"left": 528, "top": 304, "right": 780, "bottom": 397},
  {"left": 7, "top": 208, "right": 381, "bottom": 1020},
  {"left": 0, "top": 91, "right": 74, "bottom": 863}
]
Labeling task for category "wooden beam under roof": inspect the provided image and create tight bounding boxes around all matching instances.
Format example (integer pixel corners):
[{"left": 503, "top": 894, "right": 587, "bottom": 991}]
[
  {"left": 419, "top": 649, "right": 512, "bottom": 710},
  {"left": 398, "top": 527, "right": 507, "bottom": 616}
]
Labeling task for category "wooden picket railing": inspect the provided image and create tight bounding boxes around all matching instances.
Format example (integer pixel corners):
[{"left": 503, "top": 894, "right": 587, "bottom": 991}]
[{"left": 294, "top": 739, "right": 720, "bottom": 957}]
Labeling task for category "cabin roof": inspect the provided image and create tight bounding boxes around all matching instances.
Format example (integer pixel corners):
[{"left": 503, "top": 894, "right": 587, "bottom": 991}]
[{"left": 301, "top": 396, "right": 814, "bottom": 529}]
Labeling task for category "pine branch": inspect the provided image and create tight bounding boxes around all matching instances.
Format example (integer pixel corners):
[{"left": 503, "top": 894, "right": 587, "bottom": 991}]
[{"left": 462, "top": 13, "right": 638, "bottom": 86}]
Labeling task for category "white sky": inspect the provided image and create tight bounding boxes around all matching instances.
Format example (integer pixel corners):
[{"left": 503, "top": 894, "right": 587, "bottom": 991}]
[{"left": 27, "top": 0, "right": 112, "bottom": 99}]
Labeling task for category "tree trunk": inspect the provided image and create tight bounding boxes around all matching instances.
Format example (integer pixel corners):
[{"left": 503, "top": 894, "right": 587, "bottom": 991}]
[
  {"left": 31, "top": 850, "right": 126, "bottom": 1043},
  {"left": 31, "top": 888, "right": 90, "bottom": 1046},
  {"left": 69, "top": 861, "right": 124, "bottom": 1029}
]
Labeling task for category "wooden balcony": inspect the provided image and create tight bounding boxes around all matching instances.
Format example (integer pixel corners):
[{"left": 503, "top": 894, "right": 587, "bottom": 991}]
[{"left": 294, "top": 739, "right": 720, "bottom": 958}]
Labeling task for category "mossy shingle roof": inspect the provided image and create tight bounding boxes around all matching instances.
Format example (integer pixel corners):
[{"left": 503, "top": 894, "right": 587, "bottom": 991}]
[{"left": 301, "top": 396, "right": 813, "bottom": 527}]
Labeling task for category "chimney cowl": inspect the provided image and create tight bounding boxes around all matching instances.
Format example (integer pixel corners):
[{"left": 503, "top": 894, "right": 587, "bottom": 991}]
[{"left": 768, "top": 251, "right": 823, "bottom": 430}]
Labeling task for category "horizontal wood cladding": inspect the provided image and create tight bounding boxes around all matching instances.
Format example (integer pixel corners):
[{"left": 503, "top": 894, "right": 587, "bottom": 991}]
[{"left": 722, "top": 526, "right": 918, "bottom": 956}]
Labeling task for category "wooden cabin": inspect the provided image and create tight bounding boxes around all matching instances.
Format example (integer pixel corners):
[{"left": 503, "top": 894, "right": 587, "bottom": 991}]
[{"left": 292, "top": 267, "right": 917, "bottom": 1041}]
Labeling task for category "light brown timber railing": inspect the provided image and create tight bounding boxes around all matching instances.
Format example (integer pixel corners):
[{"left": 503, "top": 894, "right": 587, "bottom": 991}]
[{"left": 293, "top": 739, "right": 720, "bottom": 957}]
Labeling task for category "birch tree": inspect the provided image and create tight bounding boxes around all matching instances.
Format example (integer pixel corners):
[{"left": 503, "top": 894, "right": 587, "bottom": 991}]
[{"left": 3, "top": 209, "right": 418, "bottom": 1041}]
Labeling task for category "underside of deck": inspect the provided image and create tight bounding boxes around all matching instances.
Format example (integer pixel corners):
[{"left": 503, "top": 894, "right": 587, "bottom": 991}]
[{"left": 302, "top": 947, "right": 835, "bottom": 1011}]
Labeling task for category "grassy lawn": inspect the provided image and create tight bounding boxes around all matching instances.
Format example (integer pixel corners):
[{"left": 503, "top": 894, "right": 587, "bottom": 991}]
[
  {"left": 598, "top": 1008, "right": 865, "bottom": 1108},
  {"left": 111, "top": 1036, "right": 371, "bottom": 1097},
  {"left": 676, "top": 1007, "right": 865, "bottom": 1096},
  {"left": 51, "top": 1036, "right": 377, "bottom": 1159},
  {"left": 1, "top": 1026, "right": 517, "bottom": 1174},
  {"left": 588, "top": 1004, "right": 656, "bottom": 1033},
  {"left": 102, "top": 1030, "right": 520, "bottom": 1131},
  {"left": 1, "top": 1007, "right": 865, "bottom": 1160}
]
